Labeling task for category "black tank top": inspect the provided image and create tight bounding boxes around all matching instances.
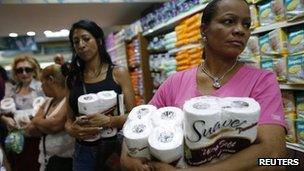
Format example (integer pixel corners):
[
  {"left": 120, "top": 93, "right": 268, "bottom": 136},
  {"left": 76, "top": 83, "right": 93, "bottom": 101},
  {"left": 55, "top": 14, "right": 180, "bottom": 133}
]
[{"left": 69, "top": 65, "right": 122, "bottom": 117}]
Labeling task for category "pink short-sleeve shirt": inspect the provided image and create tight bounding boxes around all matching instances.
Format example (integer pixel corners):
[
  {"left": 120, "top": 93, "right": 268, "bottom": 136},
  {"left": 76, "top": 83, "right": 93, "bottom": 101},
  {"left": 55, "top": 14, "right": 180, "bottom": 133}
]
[{"left": 149, "top": 65, "right": 286, "bottom": 128}]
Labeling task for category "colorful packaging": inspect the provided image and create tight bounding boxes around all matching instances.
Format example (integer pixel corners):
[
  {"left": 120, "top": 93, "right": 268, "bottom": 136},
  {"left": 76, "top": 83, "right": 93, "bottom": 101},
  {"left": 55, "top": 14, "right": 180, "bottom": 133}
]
[
  {"left": 285, "top": 114, "right": 297, "bottom": 143},
  {"left": 282, "top": 90, "right": 296, "bottom": 113},
  {"left": 296, "top": 118, "right": 304, "bottom": 145},
  {"left": 296, "top": 91, "right": 304, "bottom": 116},
  {"left": 247, "top": 36, "right": 260, "bottom": 56},
  {"left": 258, "top": 1, "right": 275, "bottom": 26},
  {"left": 287, "top": 54, "right": 304, "bottom": 83},
  {"left": 250, "top": 5, "right": 260, "bottom": 29},
  {"left": 268, "top": 28, "right": 289, "bottom": 55},
  {"left": 285, "top": 0, "right": 304, "bottom": 20},
  {"left": 288, "top": 28, "right": 304, "bottom": 54},
  {"left": 273, "top": 57, "right": 287, "bottom": 82},
  {"left": 260, "top": 34, "right": 273, "bottom": 54},
  {"left": 260, "top": 56, "right": 274, "bottom": 71},
  {"left": 271, "top": 0, "right": 285, "bottom": 22}
]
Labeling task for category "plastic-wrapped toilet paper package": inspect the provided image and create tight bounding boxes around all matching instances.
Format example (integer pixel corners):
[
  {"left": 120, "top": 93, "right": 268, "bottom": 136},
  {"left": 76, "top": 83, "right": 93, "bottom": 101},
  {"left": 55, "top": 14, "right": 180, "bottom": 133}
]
[
  {"left": 97, "top": 90, "right": 117, "bottom": 113},
  {"left": 123, "top": 120, "right": 153, "bottom": 159},
  {"left": 33, "top": 97, "right": 45, "bottom": 113},
  {"left": 151, "top": 107, "right": 184, "bottom": 128},
  {"left": 78, "top": 94, "right": 102, "bottom": 115},
  {"left": 128, "top": 105, "right": 157, "bottom": 121},
  {"left": 0, "top": 98, "right": 16, "bottom": 113},
  {"left": 183, "top": 96, "right": 260, "bottom": 166},
  {"left": 148, "top": 125, "right": 183, "bottom": 163},
  {"left": 14, "top": 109, "right": 34, "bottom": 129}
]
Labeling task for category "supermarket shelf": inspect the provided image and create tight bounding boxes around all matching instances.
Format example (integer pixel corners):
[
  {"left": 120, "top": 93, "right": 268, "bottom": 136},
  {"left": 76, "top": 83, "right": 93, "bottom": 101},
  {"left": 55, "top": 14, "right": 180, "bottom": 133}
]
[
  {"left": 252, "top": 20, "right": 304, "bottom": 34},
  {"left": 142, "top": 4, "right": 207, "bottom": 37},
  {"left": 279, "top": 84, "right": 304, "bottom": 90},
  {"left": 286, "top": 142, "right": 304, "bottom": 153},
  {"left": 107, "top": 42, "right": 125, "bottom": 52},
  {"left": 168, "top": 43, "right": 202, "bottom": 54}
]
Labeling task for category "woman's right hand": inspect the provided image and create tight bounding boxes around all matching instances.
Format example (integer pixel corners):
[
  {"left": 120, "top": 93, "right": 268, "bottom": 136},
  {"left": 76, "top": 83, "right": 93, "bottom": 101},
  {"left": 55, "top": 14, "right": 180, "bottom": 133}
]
[
  {"left": 0, "top": 116, "right": 17, "bottom": 131},
  {"left": 121, "top": 154, "right": 151, "bottom": 171},
  {"left": 66, "top": 119, "right": 100, "bottom": 140}
]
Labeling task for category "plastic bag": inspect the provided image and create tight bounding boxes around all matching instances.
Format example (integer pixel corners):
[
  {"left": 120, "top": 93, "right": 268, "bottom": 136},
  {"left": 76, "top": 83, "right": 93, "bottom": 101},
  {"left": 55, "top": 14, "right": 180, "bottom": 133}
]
[{"left": 5, "top": 130, "right": 24, "bottom": 154}]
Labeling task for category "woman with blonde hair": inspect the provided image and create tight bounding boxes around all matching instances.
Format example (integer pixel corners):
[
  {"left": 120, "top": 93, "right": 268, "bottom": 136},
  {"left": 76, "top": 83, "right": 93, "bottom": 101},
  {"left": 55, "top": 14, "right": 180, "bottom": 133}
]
[
  {"left": 0, "top": 55, "right": 44, "bottom": 171},
  {"left": 25, "top": 64, "right": 74, "bottom": 171}
]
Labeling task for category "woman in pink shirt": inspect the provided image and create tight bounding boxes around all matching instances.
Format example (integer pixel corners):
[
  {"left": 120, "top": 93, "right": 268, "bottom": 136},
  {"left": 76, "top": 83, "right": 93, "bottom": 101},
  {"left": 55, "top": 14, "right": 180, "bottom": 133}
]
[{"left": 121, "top": 0, "right": 287, "bottom": 170}]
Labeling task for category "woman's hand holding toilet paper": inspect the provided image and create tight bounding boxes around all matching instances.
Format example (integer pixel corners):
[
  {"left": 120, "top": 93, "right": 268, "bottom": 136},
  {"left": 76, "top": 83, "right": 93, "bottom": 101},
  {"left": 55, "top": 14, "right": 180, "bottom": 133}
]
[
  {"left": 69, "top": 120, "right": 101, "bottom": 140},
  {"left": 121, "top": 155, "right": 151, "bottom": 171},
  {"left": 76, "top": 113, "right": 111, "bottom": 128},
  {"left": 0, "top": 116, "right": 17, "bottom": 131}
]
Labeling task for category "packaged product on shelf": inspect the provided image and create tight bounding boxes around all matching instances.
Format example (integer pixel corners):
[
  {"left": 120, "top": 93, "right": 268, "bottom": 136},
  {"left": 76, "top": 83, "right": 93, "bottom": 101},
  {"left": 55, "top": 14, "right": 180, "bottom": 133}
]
[
  {"left": 260, "top": 33, "right": 273, "bottom": 54},
  {"left": 296, "top": 118, "right": 304, "bottom": 145},
  {"left": 296, "top": 91, "right": 304, "bottom": 116},
  {"left": 282, "top": 90, "right": 296, "bottom": 113},
  {"left": 250, "top": 5, "right": 260, "bottom": 29},
  {"left": 288, "top": 28, "right": 304, "bottom": 54},
  {"left": 285, "top": 113, "right": 297, "bottom": 143},
  {"left": 260, "top": 56, "right": 274, "bottom": 71},
  {"left": 273, "top": 56, "right": 287, "bottom": 82},
  {"left": 271, "top": 0, "right": 286, "bottom": 22},
  {"left": 287, "top": 54, "right": 304, "bottom": 83},
  {"left": 258, "top": 1, "right": 275, "bottom": 26},
  {"left": 247, "top": 36, "right": 260, "bottom": 56},
  {"left": 285, "top": 0, "right": 304, "bottom": 20},
  {"left": 268, "top": 28, "right": 289, "bottom": 55}
]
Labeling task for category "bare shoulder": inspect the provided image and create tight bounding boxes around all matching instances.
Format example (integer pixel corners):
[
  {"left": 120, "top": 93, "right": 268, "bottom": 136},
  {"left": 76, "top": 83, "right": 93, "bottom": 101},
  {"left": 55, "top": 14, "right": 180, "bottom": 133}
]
[{"left": 112, "top": 66, "right": 130, "bottom": 84}]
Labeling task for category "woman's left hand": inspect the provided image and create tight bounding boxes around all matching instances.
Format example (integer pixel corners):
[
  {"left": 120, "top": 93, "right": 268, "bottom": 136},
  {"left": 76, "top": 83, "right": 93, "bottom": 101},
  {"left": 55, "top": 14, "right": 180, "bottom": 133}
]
[
  {"left": 149, "top": 161, "right": 177, "bottom": 171},
  {"left": 76, "top": 114, "right": 111, "bottom": 128}
]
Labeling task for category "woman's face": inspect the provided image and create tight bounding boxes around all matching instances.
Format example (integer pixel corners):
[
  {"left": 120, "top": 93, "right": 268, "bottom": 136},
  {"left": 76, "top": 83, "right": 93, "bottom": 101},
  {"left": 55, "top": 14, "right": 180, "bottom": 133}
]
[
  {"left": 72, "top": 28, "right": 99, "bottom": 62},
  {"left": 15, "top": 61, "right": 34, "bottom": 84},
  {"left": 203, "top": 0, "right": 251, "bottom": 58}
]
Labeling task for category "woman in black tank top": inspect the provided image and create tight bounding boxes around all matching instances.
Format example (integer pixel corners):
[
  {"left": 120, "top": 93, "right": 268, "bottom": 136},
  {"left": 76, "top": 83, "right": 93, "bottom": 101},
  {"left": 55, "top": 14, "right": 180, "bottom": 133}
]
[{"left": 64, "top": 20, "right": 135, "bottom": 171}]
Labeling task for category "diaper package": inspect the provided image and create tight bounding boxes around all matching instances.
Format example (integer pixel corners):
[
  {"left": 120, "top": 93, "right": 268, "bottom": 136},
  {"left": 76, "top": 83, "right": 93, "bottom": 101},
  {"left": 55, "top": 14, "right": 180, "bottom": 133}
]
[
  {"left": 285, "top": 0, "right": 304, "bottom": 20},
  {"left": 258, "top": 0, "right": 275, "bottom": 26},
  {"left": 288, "top": 27, "right": 304, "bottom": 54},
  {"left": 282, "top": 90, "right": 296, "bottom": 113},
  {"left": 268, "top": 28, "right": 289, "bottom": 55},
  {"left": 250, "top": 5, "right": 260, "bottom": 29},
  {"left": 260, "top": 56, "right": 274, "bottom": 71},
  {"left": 273, "top": 56, "right": 287, "bottom": 82},
  {"left": 287, "top": 54, "right": 304, "bottom": 83}
]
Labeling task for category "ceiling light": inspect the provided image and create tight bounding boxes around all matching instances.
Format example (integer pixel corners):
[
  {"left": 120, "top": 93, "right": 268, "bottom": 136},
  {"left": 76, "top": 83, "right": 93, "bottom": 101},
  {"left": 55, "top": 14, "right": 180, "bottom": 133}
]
[
  {"left": 26, "top": 31, "right": 36, "bottom": 36},
  {"left": 9, "top": 33, "right": 18, "bottom": 37}
]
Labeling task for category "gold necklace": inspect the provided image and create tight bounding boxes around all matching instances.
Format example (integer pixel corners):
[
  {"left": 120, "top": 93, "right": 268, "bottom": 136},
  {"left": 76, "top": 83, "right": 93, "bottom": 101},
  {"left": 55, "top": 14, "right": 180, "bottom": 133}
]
[{"left": 201, "top": 60, "right": 238, "bottom": 89}]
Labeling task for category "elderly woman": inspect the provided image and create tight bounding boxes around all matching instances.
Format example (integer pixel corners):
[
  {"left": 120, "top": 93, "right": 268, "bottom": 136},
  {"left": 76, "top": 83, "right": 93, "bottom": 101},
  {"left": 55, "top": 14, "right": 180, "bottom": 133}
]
[
  {"left": 121, "top": 0, "right": 287, "bottom": 171},
  {"left": 25, "top": 64, "right": 74, "bottom": 171},
  {"left": 0, "top": 55, "right": 43, "bottom": 171}
]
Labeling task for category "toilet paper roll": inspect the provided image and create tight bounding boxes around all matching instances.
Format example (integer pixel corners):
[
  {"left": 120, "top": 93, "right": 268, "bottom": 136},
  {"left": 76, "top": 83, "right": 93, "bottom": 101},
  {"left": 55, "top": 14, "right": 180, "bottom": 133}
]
[
  {"left": 151, "top": 107, "right": 184, "bottom": 128},
  {"left": 221, "top": 97, "right": 260, "bottom": 143},
  {"left": 0, "top": 98, "right": 16, "bottom": 113},
  {"left": 33, "top": 97, "right": 45, "bottom": 112},
  {"left": 183, "top": 97, "right": 222, "bottom": 149},
  {"left": 128, "top": 105, "right": 157, "bottom": 121},
  {"left": 148, "top": 125, "right": 183, "bottom": 163},
  {"left": 97, "top": 91, "right": 117, "bottom": 113},
  {"left": 14, "top": 110, "right": 32, "bottom": 129},
  {"left": 123, "top": 120, "right": 153, "bottom": 159},
  {"left": 78, "top": 94, "right": 102, "bottom": 115}
]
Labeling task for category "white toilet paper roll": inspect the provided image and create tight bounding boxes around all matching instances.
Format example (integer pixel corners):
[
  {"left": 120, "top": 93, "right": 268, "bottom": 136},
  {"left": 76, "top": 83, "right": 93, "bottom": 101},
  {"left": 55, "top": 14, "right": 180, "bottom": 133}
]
[
  {"left": 14, "top": 110, "right": 32, "bottom": 129},
  {"left": 221, "top": 97, "right": 261, "bottom": 143},
  {"left": 148, "top": 125, "right": 183, "bottom": 163},
  {"left": 151, "top": 107, "right": 184, "bottom": 128},
  {"left": 123, "top": 120, "right": 153, "bottom": 159},
  {"left": 97, "top": 91, "right": 117, "bottom": 113},
  {"left": 78, "top": 94, "right": 102, "bottom": 115},
  {"left": 183, "top": 97, "right": 221, "bottom": 149},
  {"left": 33, "top": 97, "right": 45, "bottom": 112},
  {"left": 128, "top": 105, "right": 157, "bottom": 121},
  {"left": 0, "top": 98, "right": 16, "bottom": 113}
]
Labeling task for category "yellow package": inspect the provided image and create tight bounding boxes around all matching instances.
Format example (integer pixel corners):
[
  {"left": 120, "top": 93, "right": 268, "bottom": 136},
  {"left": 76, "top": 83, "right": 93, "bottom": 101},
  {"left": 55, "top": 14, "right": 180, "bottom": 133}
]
[
  {"left": 259, "top": 34, "right": 273, "bottom": 54},
  {"left": 282, "top": 90, "right": 296, "bottom": 113},
  {"left": 250, "top": 5, "right": 260, "bottom": 29},
  {"left": 285, "top": 113, "right": 297, "bottom": 143},
  {"left": 268, "top": 28, "right": 289, "bottom": 55},
  {"left": 287, "top": 54, "right": 304, "bottom": 83},
  {"left": 273, "top": 56, "right": 287, "bottom": 82},
  {"left": 288, "top": 28, "right": 304, "bottom": 54},
  {"left": 187, "top": 30, "right": 200, "bottom": 39},
  {"left": 258, "top": 1, "right": 275, "bottom": 26},
  {"left": 285, "top": 0, "right": 304, "bottom": 20},
  {"left": 271, "top": 0, "right": 285, "bottom": 22}
]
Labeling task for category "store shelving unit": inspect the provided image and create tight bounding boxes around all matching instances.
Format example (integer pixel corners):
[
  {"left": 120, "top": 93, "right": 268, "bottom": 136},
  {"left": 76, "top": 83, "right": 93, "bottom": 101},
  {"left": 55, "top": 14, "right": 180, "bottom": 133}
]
[
  {"left": 142, "top": 3, "right": 208, "bottom": 37},
  {"left": 280, "top": 84, "right": 304, "bottom": 91},
  {"left": 252, "top": 20, "right": 304, "bottom": 35},
  {"left": 286, "top": 142, "right": 304, "bottom": 153}
]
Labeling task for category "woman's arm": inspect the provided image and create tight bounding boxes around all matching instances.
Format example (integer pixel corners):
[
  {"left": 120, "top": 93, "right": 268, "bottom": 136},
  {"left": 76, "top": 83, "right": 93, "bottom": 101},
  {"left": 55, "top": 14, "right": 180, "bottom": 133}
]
[{"left": 152, "top": 124, "right": 287, "bottom": 171}]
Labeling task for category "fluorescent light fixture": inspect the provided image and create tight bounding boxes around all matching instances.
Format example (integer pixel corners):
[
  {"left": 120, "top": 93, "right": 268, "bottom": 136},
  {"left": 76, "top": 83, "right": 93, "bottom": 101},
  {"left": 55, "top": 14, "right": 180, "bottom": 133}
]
[
  {"left": 27, "top": 31, "right": 36, "bottom": 36},
  {"left": 44, "top": 29, "right": 70, "bottom": 38},
  {"left": 9, "top": 33, "right": 18, "bottom": 37}
]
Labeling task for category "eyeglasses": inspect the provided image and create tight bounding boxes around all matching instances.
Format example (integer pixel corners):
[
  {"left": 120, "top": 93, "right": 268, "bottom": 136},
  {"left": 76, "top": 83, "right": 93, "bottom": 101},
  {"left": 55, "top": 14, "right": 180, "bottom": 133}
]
[{"left": 15, "top": 67, "right": 34, "bottom": 74}]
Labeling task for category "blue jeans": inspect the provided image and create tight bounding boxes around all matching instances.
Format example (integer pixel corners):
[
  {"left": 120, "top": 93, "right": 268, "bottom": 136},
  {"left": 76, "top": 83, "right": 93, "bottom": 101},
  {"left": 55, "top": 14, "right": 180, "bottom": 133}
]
[{"left": 73, "top": 134, "right": 123, "bottom": 171}]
